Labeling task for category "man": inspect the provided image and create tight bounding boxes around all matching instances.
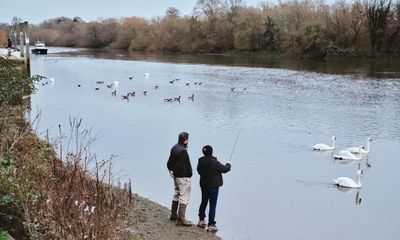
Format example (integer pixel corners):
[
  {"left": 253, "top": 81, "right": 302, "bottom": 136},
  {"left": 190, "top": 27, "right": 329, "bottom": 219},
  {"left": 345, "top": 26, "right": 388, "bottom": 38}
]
[
  {"left": 197, "top": 145, "right": 231, "bottom": 232},
  {"left": 167, "top": 132, "right": 193, "bottom": 226}
]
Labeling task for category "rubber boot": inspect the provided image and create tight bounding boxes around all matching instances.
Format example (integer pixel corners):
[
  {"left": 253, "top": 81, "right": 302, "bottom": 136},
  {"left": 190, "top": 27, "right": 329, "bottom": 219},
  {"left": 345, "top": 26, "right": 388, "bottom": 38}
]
[
  {"left": 169, "top": 200, "right": 179, "bottom": 221},
  {"left": 176, "top": 203, "right": 192, "bottom": 226}
]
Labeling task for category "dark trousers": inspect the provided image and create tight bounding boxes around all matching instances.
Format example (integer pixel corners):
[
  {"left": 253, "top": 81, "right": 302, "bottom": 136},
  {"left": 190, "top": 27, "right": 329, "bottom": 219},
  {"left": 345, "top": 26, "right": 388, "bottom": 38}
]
[{"left": 198, "top": 187, "right": 219, "bottom": 226}]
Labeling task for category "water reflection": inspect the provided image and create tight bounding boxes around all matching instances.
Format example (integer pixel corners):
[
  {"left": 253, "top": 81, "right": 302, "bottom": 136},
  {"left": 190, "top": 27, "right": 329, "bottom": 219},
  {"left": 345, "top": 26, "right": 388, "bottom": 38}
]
[
  {"left": 336, "top": 186, "right": 362, "bottom": 206},
  {"left": 52, "top": 48, "right": 400, "bottom": 77}
]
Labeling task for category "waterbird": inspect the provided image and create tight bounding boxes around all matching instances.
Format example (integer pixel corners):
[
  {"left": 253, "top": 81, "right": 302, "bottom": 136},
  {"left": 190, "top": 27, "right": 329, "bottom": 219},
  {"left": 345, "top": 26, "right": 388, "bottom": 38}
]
[
  {"left": 77, "top": 84, "right": 81, "bottom": 87},
  {"left": 95, "top": 87, "right": 99, "bottom": 90},
  {"left": 121, "top": 95, "right": 129, "bottom": 100},
  {"left": 333, "top": 150, "right": 362, "bottom": 161},
  {"left": 198, "top": 82, "right": 203, "bottom": 85},
  {"left": 111, "top": 90, "right": 116, "bottom": 96},
  {"left": 188, "top": 94, "right": 194, "bottom": 101},
  {"left": 129, "top": 76, "right": 133, "bottom": 80},
  {"left": 346, "top": 137, "right": 372, "bottom": 155},
  {"left": 106, "top": 84, "right": 112, "bottom": 88},
  {"left": 174, "top": 96, "right": 181, "bottom": 102},
  {"left": 143, "top": 91, "right": 148, "bottom": 96},
  {"left": 186, "top": 83, "right": 190, "bottom": 86},
  {"left": 155, "top": 85, "right": 159, "bottom": 89},
  {"left": 164, "top": 98, "right": 173, "bottom": 102},
  {"left": 333, "top": 163, "right": 362, "bottom": 188},
  {"left": 170, "top": 80, "right": 175, "bottom": 84},
  {"left": 313, "top": 136, "right": 336, "bottom": 151},
  {"left": 231, "top": 87, "right": 235, "bottom": 91},
  {"left": 96, "top": 81, "right": 104, "bottom": 84},
  {"left": 127, "top": 91, "right": 135, "bottom": 97}
]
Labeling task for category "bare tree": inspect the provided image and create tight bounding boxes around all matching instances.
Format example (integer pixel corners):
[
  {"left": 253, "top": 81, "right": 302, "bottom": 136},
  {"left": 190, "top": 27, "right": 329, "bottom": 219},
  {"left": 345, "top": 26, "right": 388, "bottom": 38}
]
[{"left": 366, "top": 0, "right": 392, "bottom": 55}]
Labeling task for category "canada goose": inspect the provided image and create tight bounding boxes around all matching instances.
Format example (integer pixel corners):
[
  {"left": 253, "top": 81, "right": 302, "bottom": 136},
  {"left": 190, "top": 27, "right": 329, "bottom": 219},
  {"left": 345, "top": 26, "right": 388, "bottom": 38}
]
[
  {"left": 143, "top": 91, "right": 147, "bottom": 96},
  {"left": 188, "top": 94, "right": 194, "bottom": 101},
  {"left": 155, "top": 86, "right": 159, "bottom": 89},
  {"left": 231, "top": 87, "right": 235, "bottom": 91},
  {"left": 129, "top": 76, "right": 133, "bottom": 80},
  {"left": 95, "top": 87, "right": 99, "bottom": 90},
  {"left": 127, "top": 92, "right": 135, "bottom": 97},
  {"left": 121, "top": 95, "right": 129, "bottom": 100},
  {"left": 106, "top": 84, "right": 112, "bottom": 88},
  {"left": 164, "top": 98, "right": 173, "bottom": 102},
  {"left": 169, "top": 80, "right": 175, "bottom": 84},
  {"left": 198, "top": 82, "right": 203, "bottom": 85},
  {"left": 111, "top": 90, "right": 116, "bottom": 96},
  {"left": 96, "top": 81, "right": 104, "bottom": 84},
  {"left": 186, "top": 83, "right": 190, "bottom": 86},
  {"left": 174, "top": 96, "right": 181, "bottom": 102}
]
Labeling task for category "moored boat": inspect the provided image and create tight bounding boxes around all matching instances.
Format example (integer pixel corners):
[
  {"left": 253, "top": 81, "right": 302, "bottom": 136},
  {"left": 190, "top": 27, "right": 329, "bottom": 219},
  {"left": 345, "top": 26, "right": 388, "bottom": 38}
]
[{"left": 31, "top": 41, "right": 48, "bottom": 54}]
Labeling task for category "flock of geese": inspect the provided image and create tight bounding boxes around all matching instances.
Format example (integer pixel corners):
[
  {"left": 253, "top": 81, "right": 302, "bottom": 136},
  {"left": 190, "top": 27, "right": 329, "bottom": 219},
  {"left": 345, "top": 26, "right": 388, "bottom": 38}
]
[{"left": 313, "top": 136, "right": 373, "bottom": 189}]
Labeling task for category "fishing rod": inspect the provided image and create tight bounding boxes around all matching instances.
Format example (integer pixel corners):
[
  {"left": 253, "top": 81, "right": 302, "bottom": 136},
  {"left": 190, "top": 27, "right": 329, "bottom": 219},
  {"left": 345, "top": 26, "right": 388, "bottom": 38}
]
[{"left": 228, "top": 128, "right": 241, "bottom": 162}]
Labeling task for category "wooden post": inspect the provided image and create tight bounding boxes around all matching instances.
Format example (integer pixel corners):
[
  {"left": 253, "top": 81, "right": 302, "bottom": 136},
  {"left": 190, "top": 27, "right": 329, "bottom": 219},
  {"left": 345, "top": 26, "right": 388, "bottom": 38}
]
[
  {"left": 25, "top": 34, "right": 30, "bottom": 76},
  {"left": 19, "top": 31, "right": 24, "bottom": 57}
]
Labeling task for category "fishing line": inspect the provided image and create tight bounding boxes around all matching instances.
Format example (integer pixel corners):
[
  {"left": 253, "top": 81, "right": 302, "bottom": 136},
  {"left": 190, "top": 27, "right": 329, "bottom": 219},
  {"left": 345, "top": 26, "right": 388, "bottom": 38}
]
[{"left": 228, "top": 128, "right": 241, "bottom": 162}]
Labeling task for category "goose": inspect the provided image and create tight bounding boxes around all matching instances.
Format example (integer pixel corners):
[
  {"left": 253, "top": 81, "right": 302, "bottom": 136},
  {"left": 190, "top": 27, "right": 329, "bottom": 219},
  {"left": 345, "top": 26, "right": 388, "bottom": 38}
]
[
  {"left": 111, "top": 90, "right": 116, "bottom": 96},
  {"left": 333, "top": 150, "right": 362, "bottom": 160},
  {"left": 346, "top": 137, "right": 372, "bottom": 155},
  {"left": 313, "top": 136, "right": 336, "bottom": 151},
  {"left": 188, "top": 94, "right": 194, "bottom": 101},
  {"left": 333, "top": 163, "right": 362, "bottom": 188},
  {"left": 174, "top": 96, "right": 181, "bottom": 102}
]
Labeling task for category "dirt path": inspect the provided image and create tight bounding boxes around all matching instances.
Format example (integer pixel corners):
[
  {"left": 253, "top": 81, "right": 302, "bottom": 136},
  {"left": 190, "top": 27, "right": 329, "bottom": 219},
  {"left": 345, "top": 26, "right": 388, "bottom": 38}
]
[{"left": 120, "top": 194, "right": 221, "bottom": 240}]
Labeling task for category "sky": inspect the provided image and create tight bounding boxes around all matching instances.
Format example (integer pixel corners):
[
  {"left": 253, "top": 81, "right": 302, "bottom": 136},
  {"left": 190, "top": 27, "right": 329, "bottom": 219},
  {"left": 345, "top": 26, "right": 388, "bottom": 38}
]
[{"left": 0, "top": 0, "right": 265, "bottom": 24}]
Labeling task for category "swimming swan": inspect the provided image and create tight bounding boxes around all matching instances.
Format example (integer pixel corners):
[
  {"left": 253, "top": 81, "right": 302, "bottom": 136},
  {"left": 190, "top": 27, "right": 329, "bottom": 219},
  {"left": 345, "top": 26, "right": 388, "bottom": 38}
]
[
  {"left": 333, "top": 164, "right": 362, "bottom": 188},
  {"left": 333, "top": 150, "right": 362, "bottom": 160},
  {"left": 313, "top": 136, "right": 336, "bottom": 151},
  {"left": 346, "top": 137, "right": 372, "bottom": 155}
]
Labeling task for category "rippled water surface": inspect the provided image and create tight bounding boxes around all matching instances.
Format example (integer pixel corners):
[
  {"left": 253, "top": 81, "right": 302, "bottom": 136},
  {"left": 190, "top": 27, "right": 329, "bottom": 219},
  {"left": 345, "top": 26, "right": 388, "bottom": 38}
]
[{"left": 30, "top": 48, "right": 400, "bottom": 240}]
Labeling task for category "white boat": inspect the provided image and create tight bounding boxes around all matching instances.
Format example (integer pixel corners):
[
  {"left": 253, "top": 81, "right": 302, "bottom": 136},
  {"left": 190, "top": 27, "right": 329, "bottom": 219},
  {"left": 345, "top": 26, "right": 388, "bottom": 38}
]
[{"left": 31, "top": 41, "right": 48, "bottom": 54}]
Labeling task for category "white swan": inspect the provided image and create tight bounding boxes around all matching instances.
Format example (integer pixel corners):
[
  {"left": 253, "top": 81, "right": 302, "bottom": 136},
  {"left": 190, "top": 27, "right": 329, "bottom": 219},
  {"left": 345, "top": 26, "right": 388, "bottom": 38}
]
[
  {"left": 313, "top": 136, "right": 336, "bottom": 151},
  {"left": 333, "top": 164, "right": 362, "bottom": 188},
  {"left": 346, "top": 137, "right": 372, "bottom": 155},
  {"left": 333, "top": 150, "right": 362, "bottom": 160}
]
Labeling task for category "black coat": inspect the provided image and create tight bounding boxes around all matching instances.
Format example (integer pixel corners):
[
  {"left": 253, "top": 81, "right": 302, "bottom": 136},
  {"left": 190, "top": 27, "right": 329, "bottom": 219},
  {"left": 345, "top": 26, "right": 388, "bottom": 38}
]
[
  {"left": 167, "top": 143, "right": 193, "bottom": 178},
  {"left": 197, "top": 156, "right": 231, "bottom": 189}
]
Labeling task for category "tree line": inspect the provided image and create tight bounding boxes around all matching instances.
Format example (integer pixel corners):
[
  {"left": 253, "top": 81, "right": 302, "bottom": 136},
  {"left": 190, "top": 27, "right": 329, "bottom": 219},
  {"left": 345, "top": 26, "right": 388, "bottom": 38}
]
[{"left": 3, "top": 0, "right": 400, "bottom": 57}]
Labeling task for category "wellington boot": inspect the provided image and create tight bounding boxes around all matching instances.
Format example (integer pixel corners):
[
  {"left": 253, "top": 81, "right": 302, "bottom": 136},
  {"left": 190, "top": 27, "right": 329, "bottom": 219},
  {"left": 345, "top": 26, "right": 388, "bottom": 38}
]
[
  {"left": 169, "top": 200, "right": 179, "bottom": 221},
  {"left": 176, "top": 203, "right": 192, "bottom": 226}
]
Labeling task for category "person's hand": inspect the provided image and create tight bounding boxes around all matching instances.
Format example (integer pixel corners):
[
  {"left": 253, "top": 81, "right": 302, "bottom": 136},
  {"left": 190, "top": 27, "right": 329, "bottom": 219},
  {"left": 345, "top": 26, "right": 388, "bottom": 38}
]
[{"left": 169, "top": 171, "right": 175, "bottom": 178}]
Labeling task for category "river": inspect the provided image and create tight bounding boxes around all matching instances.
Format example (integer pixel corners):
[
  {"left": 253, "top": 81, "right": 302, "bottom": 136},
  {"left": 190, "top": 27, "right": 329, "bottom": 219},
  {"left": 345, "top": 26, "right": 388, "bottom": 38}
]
[{"left": 30, "top": 48, "right": 400, "bottom": 240}]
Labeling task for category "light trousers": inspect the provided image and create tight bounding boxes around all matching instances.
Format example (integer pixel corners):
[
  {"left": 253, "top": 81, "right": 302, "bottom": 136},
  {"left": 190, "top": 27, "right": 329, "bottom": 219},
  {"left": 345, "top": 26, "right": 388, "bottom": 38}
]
[{"left": 172, "top": 177, "right": 191, "bottom": 205}]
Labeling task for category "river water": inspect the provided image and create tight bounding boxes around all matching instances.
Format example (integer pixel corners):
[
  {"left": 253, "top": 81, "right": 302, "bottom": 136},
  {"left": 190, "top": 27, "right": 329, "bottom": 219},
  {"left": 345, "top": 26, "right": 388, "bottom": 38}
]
[{"left": 30, "top": 48, "right": 400, "bottom": 240}]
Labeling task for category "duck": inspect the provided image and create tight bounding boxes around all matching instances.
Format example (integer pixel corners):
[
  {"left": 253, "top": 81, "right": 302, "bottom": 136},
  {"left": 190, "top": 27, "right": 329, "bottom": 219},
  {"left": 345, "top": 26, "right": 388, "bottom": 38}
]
[
  {"left": 333, "top": 163, "right": 362, "bottom": 188},
  {"left": 333, "top": 150, "right": 362, "bottom": 161},
  {"left": 313, "top": 136, "right": 336, "bottom": 151},
  {"left": 346, "top": 137, "right": 372, "bottom": 155}
]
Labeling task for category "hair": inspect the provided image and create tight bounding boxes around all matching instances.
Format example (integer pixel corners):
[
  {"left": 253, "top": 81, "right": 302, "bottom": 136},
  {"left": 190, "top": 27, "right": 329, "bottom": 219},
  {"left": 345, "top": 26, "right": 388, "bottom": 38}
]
[
  {"left": 178, "top": 132, "right": 189, "bottom": 144},
  {"left": 202, "top": 145, "right": 213, "bottom": 156}
]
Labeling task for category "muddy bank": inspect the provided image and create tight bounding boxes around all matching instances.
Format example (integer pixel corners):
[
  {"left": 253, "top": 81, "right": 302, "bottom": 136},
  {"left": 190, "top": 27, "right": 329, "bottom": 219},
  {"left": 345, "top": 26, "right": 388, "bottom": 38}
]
[{"left": 122, "top": 194, "right": 220, "bottom": 240}]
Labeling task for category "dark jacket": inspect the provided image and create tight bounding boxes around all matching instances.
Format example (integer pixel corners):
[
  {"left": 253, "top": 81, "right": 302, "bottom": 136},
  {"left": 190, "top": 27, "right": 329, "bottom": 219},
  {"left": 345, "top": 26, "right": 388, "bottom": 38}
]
[
  {"left": 197, "top": 156, "right": 231, "bottom": 189},
  {"left": 167, "top": 143, "right": 192, "bottom": 178}
]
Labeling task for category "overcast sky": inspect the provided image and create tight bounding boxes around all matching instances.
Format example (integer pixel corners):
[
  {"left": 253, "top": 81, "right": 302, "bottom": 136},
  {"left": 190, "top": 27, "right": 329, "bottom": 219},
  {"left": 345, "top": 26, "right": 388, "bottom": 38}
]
[{"left": 0, "top": 0, "right": 265, "bottom": 24}]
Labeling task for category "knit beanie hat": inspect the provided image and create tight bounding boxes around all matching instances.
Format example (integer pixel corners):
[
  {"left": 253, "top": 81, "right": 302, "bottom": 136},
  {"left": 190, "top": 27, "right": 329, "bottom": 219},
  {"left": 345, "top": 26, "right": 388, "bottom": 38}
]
[{"left": 202, "top": 145, "right": 213, "bottom": 156}]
